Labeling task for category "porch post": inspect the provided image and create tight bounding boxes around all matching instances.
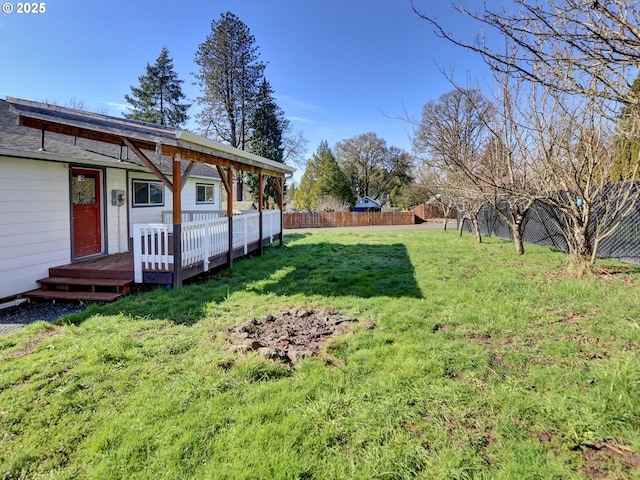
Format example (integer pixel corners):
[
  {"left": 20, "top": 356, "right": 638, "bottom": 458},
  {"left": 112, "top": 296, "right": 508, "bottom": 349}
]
[
  {"left": 173, "top": 155, "right": 182, "bottom": 289},
  {"left": 278, "top": 177, "right": 284, "bottom": 246},
  {"left": 227, "top": 167, "right": 234, "bottom": 269},
  {"left": 258, "top": 174, "right": 264, "bottom": 256}
]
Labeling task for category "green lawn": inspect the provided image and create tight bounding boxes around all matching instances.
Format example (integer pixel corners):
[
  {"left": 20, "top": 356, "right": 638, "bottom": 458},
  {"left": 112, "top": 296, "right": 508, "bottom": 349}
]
[{"left": 1, "top": 230, "right": 639, "bottom": 479}]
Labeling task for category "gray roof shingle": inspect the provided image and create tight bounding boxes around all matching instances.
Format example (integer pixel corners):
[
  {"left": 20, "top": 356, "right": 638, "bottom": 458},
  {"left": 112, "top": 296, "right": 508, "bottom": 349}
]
[{"left": 0, "top": 98, "right": 221, "bottom": 180}]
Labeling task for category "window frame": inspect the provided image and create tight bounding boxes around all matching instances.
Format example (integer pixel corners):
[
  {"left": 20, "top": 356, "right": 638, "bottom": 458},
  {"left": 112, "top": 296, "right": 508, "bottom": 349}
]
[
  {"left": 196, "top": 183, "right": 216, "bottom": 205},
  {"left": 132, "top": 179, "right": 165, "bottom": 207}
]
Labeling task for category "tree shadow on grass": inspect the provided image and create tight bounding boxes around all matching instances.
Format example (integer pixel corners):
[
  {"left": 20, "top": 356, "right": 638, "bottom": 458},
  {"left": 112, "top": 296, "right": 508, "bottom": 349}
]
[
  {"left": 64, "top": 238, "right": 422, "bottom": 326},
  {"left": 245, "top": 241, "right": 423, "bottom": 299}
]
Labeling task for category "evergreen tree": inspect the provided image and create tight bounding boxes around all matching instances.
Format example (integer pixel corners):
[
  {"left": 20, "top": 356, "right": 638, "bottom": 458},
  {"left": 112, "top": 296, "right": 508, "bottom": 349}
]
[
  {"left": 124, "top": 46, "right": 190, "bottom": 127},
  {"left": 612, "top": 74, "right": 640, "bottom": 182},
  {"left": 247, "top": 78, "right": 288, "bottom": 206},
  {"left": 295, "top": 141, "right": 355, "bottom": 211},
  {"left": 194, "top": 12, "right": 265, "bottom": 149}
]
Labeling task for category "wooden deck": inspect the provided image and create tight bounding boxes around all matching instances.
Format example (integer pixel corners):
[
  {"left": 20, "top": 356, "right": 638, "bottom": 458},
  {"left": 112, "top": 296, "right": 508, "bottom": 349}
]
[
  {"left": 25, "top": 253, "right": 135, "bottom": 303},
  {"left": 25, "top": 220, "right": 283, "bottom": 302},
  {"left": 49, "top": 252, "right": 134, "bottom": 280}
]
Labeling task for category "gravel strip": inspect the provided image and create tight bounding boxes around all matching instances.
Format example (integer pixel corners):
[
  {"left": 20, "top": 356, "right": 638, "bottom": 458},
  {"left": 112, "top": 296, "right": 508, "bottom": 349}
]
[{"left": 0, "top": 302, "right": 86, "bottom": 336}]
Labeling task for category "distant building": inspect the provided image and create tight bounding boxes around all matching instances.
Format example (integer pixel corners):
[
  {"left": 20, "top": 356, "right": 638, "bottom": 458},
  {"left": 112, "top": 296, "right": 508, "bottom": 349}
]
[{"left": 353, "top": 196, "right": 381, "bottom": 212}]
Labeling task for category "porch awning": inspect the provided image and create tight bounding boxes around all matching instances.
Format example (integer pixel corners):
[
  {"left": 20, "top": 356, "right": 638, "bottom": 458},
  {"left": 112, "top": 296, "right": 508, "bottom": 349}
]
[{"left": 7, "top": 97, "right": 295, "bottom": 178}]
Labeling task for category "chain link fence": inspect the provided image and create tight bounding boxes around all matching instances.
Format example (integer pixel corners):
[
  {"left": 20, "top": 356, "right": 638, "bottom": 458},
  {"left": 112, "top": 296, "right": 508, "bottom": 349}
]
[{"left": 465, "top": 200, "right": 640, "bottom": 265}]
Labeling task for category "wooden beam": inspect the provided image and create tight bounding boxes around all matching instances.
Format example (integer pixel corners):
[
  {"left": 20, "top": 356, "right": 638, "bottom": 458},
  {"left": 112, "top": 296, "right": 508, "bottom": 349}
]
[
  {"left": 258, "top": 174, "right": 264, "bottom": 256},
  {"left": 173, "top": 155, "right": 183, "bottom": 224},
  {"left": 226, "top": 167, "right": 234, "bottom": 218},
  {"left": 17, "top": 111, "right": 292, "bottom": 179},
  {"left": 18, "top": 114, "right": 290, "bottom": 180},
  {"left": 217, "top": 166, "right": 230, "bottom": 195},
  {"left": 180, "top": 160, "right": 196, "bottom": 191},
  {"left": 258, "top": 174, "right": 265, "bottom": 211},
  {"left": 277, "top": 177, "right": 284, "bottom": 246},
  {"left": 19, "top": 115, "right": 157, "bottom": 151},
  {"left": 172, "top": 156, "right": 183, "bottom": 290},
  {"left": 227, "top": 167, "right": 234, "bottom": 269},
  {"left": 161, "top": 144, "right": 285, "bottom": 178},
  {"left": 122, "top": 138, "right": 173, "bottom": 193},
  {"left": 267, "top": 177, "right": 282, "bottom": 198}
]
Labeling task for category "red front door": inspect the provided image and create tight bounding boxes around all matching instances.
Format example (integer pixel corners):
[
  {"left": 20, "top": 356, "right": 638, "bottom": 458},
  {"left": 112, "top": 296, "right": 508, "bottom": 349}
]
[{"left": 72, "top": 169, "right": 102, "bottom": 258}]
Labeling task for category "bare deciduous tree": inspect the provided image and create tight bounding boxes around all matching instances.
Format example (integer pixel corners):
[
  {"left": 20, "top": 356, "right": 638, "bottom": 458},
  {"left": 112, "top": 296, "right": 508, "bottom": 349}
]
[
  {"left": 335, "top": 133, "right": 413, "bottom": 201},
  {"left": 412, "top": 0, "right": 640, "bottom": 112},
  {"left": 413, "top": 166, "right": 457, "bottom": 231},
  {"left": 412, "top": 88, "right": 491, "bottom": 242},
  {"left": 476, "top": 65, "right": 540, "bottom": 255},
  {"left": 316, "top": 196, "right": 352, "bottom": 212},
  {"left": 527, "top": 85, "right": 640, "bottom": 264},
  {"left": 414, "top": 0, "right": 640, "bottom": 265}
]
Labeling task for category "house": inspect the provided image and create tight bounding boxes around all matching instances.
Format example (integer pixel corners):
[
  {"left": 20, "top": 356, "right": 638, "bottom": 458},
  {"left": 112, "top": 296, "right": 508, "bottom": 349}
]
[
  {"left": 0, "top": 97, "right": 294, "bottom": 305},
  {"left": 353, "top": 196, "right": 381, "bottom": 212}
]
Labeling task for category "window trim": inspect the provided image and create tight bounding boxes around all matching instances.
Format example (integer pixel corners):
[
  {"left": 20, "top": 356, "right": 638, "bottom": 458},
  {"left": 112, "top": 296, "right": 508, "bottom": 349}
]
[
  {"left": 196, "top": 183, "right": 216, "bottom": 205},
  {"left": 132, "top": 179, "right": 165, "bottom": 207}
]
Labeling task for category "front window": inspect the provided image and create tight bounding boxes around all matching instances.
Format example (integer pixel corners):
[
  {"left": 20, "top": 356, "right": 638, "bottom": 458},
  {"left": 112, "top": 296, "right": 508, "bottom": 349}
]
[
  {"left": 133, "top": 180, "right": 164, "bottom": 207},
  {"left": 196, "top": 184, "right": 215, "bottom": 204}
]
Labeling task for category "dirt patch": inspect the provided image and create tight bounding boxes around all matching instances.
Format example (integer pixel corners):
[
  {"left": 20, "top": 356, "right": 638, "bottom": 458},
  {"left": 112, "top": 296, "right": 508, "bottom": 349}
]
[
  {"left": 575, "top": 441, "right": 640, "bottom": 479},
  {"left": 468, "top": 332, "right": 493, "bottom": 346},
  {"left": 9, "top": 326, "right": 59, "bottom": 358},
  {"left": 536, "top": 430, "right": 640, "bottom": 478},
  {"left": 227, "top": 308, "right": 369, "bottom": 365}
]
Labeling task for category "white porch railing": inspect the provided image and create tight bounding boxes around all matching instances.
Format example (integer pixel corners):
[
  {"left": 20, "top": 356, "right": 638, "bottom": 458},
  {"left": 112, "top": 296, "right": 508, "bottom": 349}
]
[
  {"left": 232, "top": 212, "right": 260, "bottom": 254},
  {"left": 181, "top": 217, "right": 229, "bottom": 270},
  {"left": 263, "top": 209, "right": 281, "bottom": 241},
  {"left": 162, "top": 210, "right": 226, "bottom": 224},
  {"left": 132, "top": 224, "right": 173, "bottom": 283},
  {"left": 133, "top": 210, "right": 282, "bottom": 283}
]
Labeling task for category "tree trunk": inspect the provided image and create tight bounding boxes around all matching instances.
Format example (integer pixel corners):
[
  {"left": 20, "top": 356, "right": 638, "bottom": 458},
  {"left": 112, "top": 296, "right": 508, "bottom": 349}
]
[
  {"left": 512, "top": 224, "right": 525, "bottom": 255},
  {"left": 458, "top": 218, "right": 466, "bottom": 236},
  {"left": 564, "top": 221, "right": 594, "bottom": 271},
  {"left": 590, "top": 238, "right": 600, "bottom": 266},
  {"left": 442, "top": 218, "right": 448, "bottom": 231},
  {"left": 571, "top": 223, "right": 592, "bottom": 258},
  {"left": 471, "top": 218, "right": 482, "bottom": 243}
]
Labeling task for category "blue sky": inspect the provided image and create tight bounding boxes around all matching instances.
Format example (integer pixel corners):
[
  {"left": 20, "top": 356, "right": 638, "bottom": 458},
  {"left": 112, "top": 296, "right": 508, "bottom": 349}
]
[{"left": 0, "top": 0, "right": 496, "bottom": 176}]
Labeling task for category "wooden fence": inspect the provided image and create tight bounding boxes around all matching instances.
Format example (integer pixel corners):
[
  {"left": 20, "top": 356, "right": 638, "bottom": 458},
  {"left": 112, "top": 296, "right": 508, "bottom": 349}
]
[
  {"left": 411, "top": 203, "right": 457, "bottom": 222},
  {"left": 284, "top": 211, "right": 416, "bottom": 228}
]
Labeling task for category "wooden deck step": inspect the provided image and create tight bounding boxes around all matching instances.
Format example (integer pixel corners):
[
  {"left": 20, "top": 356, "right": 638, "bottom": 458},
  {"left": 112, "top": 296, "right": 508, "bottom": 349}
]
[
  {"left": 39, "top": 277, "right": 133, "bottom": 293},
  {"left": 48, "top": 252, "right": 134, "bottom": 281},
  {"left": 25, "top": 289, "right": 124, "bottom": 303},
  {"left": 48, "top": 266, "right": 133, "bottom": 281}
]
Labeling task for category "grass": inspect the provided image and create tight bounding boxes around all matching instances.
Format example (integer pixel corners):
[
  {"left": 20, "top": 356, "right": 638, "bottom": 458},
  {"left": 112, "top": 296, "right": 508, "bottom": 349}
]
[{"left": 1, "top": 229, "right": 639, "bottom": 479}]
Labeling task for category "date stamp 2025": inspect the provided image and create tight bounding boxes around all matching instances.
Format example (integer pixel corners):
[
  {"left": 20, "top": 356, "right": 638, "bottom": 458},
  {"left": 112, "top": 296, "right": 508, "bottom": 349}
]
[{"left": 2, "top": 2, "right": 47, "bottom": 14}]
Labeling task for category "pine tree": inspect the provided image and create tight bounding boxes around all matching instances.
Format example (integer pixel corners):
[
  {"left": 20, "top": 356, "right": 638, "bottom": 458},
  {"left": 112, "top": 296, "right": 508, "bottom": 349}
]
[
  {"left": 247, "top": 79, "right": 288, "bottom": 206},
  {"left": 124, "top": 46, "right": 190, "bottom": 127},
  {"left": 194, "top": 12, "right": 265, "bottom": 149},
  {"left": 295, "top": 141, "right": 355, "bottom": 211}
]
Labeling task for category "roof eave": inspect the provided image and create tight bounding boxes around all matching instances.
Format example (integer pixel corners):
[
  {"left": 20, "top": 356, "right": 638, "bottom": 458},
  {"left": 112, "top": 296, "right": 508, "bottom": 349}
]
[
  {"left": 0, "top": 146, "right": 148, "bottom": 171},
  {"left": 175, "top": 131, "right": 295, "bottom": 175}
]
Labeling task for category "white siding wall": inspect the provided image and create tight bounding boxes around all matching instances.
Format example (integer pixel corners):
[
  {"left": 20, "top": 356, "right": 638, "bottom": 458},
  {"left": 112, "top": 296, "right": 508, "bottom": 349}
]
[
  {"left": 105, "top": 168, "right": 129, "bottom": 254},
  {"left": 0, "top": 158, "right": 222, "bottom": 300},
  {"left": 0, "top": 157, "right": 71, "bottom": 299},
  {"left": 181, "top": 178, "right": 222, "bottom": 210},
  {"left": 128, "top": 173, "right": 222, "bottom": 226},
  {"left": 128, "top": 173, "right": 168, "bottom": 225}
]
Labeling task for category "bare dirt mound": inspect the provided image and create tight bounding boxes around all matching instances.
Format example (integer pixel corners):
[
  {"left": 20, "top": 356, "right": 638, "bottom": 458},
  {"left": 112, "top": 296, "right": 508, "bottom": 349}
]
[{"left": 228, "top": 308, "right": 369, "bottom": 365}]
